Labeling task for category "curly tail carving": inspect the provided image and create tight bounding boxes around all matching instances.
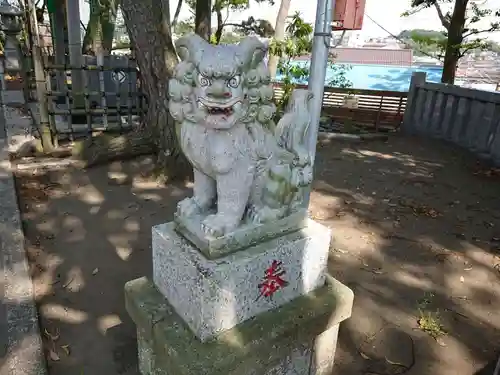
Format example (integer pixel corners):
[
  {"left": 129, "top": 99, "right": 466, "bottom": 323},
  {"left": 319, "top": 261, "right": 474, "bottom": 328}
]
[
  {"left": 274, "top": 89, "right": 314, "bottom": 167},
  {"left": 247, "top": 89, "right": 314, "bottom": 224}
]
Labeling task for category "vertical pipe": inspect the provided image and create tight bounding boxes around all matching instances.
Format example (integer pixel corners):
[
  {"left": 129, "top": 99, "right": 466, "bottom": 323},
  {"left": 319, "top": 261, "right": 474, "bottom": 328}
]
[
  {"left": 307, "top": 0, "right": 334, "bottom": 163},
  {"left": 303, "top": 0, "right": 334, "bottom": 208}
]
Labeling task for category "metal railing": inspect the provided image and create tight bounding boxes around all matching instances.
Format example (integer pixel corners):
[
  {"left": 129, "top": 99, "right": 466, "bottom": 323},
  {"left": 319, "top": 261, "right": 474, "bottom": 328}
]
[
  {"left": 42, "top": 62, "right": 146, "bottom": 140},
  {"left": 25, "top": 54, "right": 148, "bottom": 142}
]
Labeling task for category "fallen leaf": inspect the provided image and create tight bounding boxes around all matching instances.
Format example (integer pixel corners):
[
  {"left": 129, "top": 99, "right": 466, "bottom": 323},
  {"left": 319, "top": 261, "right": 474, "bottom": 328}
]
[
  {"left": 44, "top": 328, "right": 60, "bottom": 341},
  {"left": 92, "top": 268, "right": 99, "bottom": 275},
  {"left": 435, "top": 336, "right": 447, "bottom": 347},
  {"left": 49, "top": 349, "right": 60, "bottom": 361},
  {"left": 62, "top": 276, "right": 75, "bottom": 289},
  {"left": 359, "top": 351, "right": 371, "bottom": 360},
  {"left": 385, "top": 357, "right": 406, "bottom": 366},
  {"left": 61, "top": 345, "right": 71, "bottom": 356}
]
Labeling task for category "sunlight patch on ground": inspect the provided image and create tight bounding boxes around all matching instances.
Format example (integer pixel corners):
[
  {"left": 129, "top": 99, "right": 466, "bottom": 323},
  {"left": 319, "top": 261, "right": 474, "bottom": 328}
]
[
  {"left": 393, "top": 268, "right": 439, "bottom": 293},
  {"left": 356, "top": 150, "right": 397, "bottom": 160},
  {"left": 40, "top": 303, "right": 88, "bottom": 324},
  {"left": 76, "top": 185, "right": 105, "bottom": 205},
  {"left": 107, "top": 171, "right": 129, "bottom": 185},
  {"left": 107, "top": 234, "right": 135, "bottom": 261},
  {"left": 124, "top": 219, "right": 140, "bottom": 232},
  {"left": 62, "top": 215, "right": 86, "bottom": 242},
  {"left": 97, "top": 314, "right": 123, "bottom": 335},
  {"left": 36, "top": 217, "right": 57, "bottom": 234},
  {"left": 106, "top": 209, "right": 130, "bottom": 220},
  {"left": 131, "top": 179, "right": 163, "bottom": 190},
  {"left": 64, "top": 266, "right": 85, "bottom": 293}
]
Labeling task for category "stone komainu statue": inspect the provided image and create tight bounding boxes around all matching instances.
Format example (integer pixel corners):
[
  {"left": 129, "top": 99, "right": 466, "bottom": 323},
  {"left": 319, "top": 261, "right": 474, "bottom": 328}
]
[{"left": 168, "top": 34, "right": 313, "bottom": 237}]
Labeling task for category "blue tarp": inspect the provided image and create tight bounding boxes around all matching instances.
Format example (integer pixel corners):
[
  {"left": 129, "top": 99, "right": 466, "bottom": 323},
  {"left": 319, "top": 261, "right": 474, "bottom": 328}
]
[{"left": 276, "top": 62, "right": 444, "bottom": 92}]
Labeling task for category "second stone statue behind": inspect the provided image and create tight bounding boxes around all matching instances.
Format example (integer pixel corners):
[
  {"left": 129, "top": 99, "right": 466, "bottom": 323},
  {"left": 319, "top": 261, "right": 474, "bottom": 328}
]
[{"left": 168, "top": 33, "right": 314, "bottom": 242}]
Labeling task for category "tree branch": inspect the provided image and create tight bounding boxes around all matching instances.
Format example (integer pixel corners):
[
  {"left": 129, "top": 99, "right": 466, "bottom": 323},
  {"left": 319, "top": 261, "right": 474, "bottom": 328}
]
[
  {"left": 172, "top": 0, "right": 183, "bottom": 27},
  {"left": 458, "top": 41, "right": 485, "bottom": 57},
  {"left": 224, "top": 22, "right": 261, "bottom": 35},
  {"left": 459, "top": 46, "right": 474, "bottom": 58},
  {"left": 433, "top": 1, "right": 450, "bottom": 29},
  {"left": 463, "top": 25, "right": 500, "bottom": 38}
]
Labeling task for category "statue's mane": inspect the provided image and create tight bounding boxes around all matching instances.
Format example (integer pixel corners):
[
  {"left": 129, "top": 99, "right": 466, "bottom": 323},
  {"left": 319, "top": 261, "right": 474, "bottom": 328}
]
[{"left": 168, "top": 53, "right": 276, "bottom": 132}]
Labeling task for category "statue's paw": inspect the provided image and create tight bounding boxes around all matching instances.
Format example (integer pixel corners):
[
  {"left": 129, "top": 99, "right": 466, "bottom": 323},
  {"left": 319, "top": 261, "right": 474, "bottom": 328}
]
[
  {"left": 248, "top": 206, "right": 284, "bottom": 223},
  {"left": 176, "top": 197, "right": 201, "bottom": 218},
  {"left": 201, "top": 214, "right": 238, "bottom": 238},
  {"left": 248, "top": 205, "right": 266, "bottom": 223}
]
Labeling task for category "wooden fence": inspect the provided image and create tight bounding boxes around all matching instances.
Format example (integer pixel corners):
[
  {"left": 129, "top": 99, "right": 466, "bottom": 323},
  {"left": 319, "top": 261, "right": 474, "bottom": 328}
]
[
  {"left": 402, "top": 72, "right": 500, "bottom": 165},
  {"left": 273, "top": 83, "right": 407, "bottom": 131}
]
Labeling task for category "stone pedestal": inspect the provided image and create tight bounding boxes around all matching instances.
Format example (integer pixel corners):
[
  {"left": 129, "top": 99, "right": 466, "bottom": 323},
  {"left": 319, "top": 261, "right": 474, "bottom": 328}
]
[{"left": 125, "top": 219, "right": 354, "bottom": 374}]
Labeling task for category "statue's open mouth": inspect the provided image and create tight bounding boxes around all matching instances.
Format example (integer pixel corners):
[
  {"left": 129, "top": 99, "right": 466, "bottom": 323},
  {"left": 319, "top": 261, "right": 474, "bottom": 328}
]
[
  {"left": 198, "top": 98, "right": 241, "bottom": 116},
  {"left": 196, "top": 98, "right": 243, "bottom": 128},
  {"left": 205, "top": 106, "right": 234, "bottom": 115}
]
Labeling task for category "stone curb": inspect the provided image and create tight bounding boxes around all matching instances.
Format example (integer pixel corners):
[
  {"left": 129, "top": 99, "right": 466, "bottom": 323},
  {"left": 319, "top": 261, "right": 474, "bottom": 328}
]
[{"left": 0, "top": 87, "right": 47, "bottom": 375}]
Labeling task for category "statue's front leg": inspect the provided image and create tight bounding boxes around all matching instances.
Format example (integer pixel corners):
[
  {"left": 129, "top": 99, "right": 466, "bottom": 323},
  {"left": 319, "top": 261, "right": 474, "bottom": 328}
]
[
  {"left": 177, "top": 169, "right": 216, "bottom": 217},
  {"left": 201, "top": 167, "right": 253, "bottom": 237}
]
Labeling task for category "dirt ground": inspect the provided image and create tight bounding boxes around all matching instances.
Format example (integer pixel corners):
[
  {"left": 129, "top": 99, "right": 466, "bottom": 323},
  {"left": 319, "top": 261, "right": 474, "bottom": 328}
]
[{"left": 14, "top": 134, "right": 500, "bottom": 375}]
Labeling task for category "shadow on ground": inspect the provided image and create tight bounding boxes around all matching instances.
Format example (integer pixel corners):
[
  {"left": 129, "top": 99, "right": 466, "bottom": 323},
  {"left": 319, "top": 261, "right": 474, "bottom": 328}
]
[{"left": 10, "top": 134, "right": 500, "bottom": 375}]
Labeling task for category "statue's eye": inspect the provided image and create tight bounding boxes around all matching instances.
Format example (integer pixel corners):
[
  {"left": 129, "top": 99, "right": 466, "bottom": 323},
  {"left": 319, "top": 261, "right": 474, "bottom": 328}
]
[
  {"left": 227, "top": 75, "right": 241, "bottom": 88},
  {"left": 198, "top": 74, "right": 211, "bottom": 87}
]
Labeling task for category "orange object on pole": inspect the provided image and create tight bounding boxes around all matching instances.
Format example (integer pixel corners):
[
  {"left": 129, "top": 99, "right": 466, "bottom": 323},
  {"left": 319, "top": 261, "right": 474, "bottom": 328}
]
[{"left": 332, "top": 0, "right": 366, "bottom": 30}]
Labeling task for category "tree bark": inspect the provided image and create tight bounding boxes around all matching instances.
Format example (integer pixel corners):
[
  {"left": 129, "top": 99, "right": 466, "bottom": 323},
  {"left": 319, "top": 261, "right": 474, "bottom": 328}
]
[
  {"left": 171, "top": 0, "right": 183, "bottom": 27},
  {"left": 267, "top": 0, "right": 291, "bottom": 79},
  {"left": 214, "top": 8, "right": 223, "bottom": 44},
  {"left": 195, "top": 0, "right": 211, "bottom": 40},
  {"left": 120, "top": 0, "right": 191, "bottom": 181},
  {"left": 441, "top": 0, "right": 468, "bottom": 84}
]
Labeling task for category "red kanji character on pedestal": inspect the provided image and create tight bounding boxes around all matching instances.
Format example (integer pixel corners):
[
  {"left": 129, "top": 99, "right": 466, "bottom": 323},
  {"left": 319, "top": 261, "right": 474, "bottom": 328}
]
[{"left": 257, "top": 260, "right": 288, "bottom": 300}]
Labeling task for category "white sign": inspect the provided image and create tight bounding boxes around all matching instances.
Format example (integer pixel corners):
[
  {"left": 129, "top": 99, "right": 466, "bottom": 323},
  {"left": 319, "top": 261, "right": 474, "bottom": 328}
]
[{"left": 112, "top": 70, "right": 127, "bottom": 83}]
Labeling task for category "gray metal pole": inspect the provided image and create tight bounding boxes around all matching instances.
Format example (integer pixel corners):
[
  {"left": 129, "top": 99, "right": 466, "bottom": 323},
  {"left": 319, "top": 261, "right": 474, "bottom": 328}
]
[
  {"left": 307, "top": 0, "right": 334, "bottom": 163},
  {"left": 65, "top": 0, "right": 84, "bottom": 101},
  {"left": 304, "top": 0, "right": 334, "bottom": 208}
]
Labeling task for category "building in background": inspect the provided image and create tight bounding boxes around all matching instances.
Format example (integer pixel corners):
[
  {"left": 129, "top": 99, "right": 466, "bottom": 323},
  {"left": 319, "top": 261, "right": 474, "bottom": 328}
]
[{"left": 296, "top": 47, "right": 413, "bottom": 66}]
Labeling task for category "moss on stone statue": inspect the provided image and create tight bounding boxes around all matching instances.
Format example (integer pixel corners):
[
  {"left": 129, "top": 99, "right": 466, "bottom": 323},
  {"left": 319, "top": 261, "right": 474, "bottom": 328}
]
[{"left": 124, "top": 275, "right": 353, "bottom": 375}]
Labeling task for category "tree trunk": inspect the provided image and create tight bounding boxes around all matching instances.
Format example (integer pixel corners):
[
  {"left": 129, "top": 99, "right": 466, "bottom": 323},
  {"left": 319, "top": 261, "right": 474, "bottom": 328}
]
[
  {"left": 82, "top": 0, "right": 118, "bottom": 54},
  {"left": 195, "top": 0, "right": 211, "bottom": 40},
  {"left": 267, "top": 0, "right": 291, "bottom": 79},
  {"left": 101, "top": 0, "right": 118, "bottom": 52},
  {"left": 171, "top": 0, "right": 183, "bottom": 27},
  {"left": 214, "top": 8, "right": 223, "bottom": 44},
  {"left": 82, "top": 0, "right": 99, "bottom": 54},
  {"left": 441, "top": 0, "right": 468, "bottom": 84},
  {"left": 120, "top": 0, "right": 191, "bottom": 181}
]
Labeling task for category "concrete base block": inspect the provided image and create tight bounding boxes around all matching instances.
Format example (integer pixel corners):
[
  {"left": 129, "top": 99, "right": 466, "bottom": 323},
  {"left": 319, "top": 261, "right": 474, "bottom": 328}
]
[
  {"left": 152, "top": 219, "right": 331, "bottom": 342},
  {"left": 125, "top": 275, "right": 354, "bottom": 375}
]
